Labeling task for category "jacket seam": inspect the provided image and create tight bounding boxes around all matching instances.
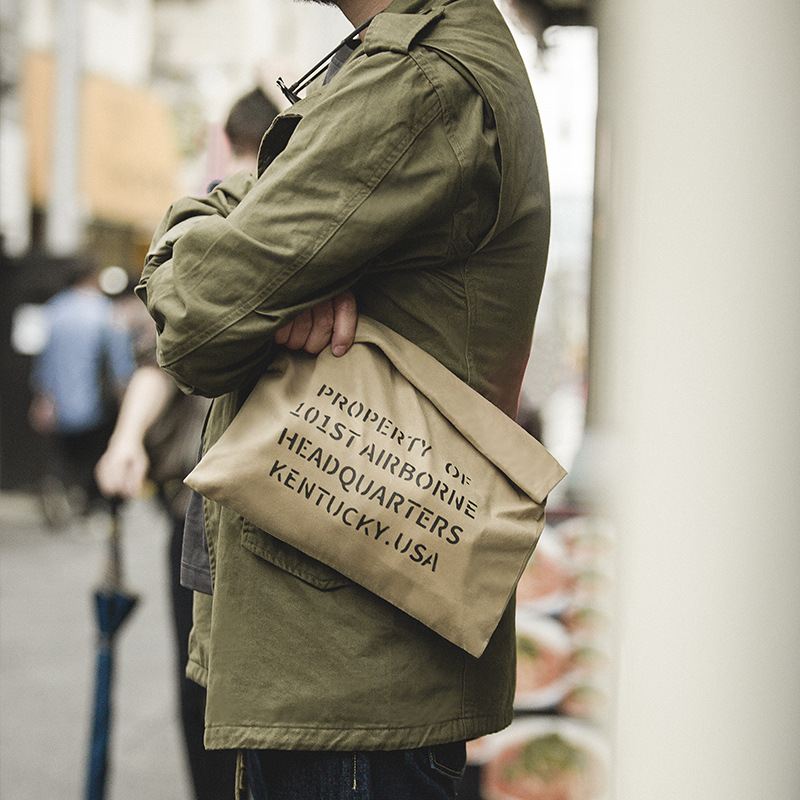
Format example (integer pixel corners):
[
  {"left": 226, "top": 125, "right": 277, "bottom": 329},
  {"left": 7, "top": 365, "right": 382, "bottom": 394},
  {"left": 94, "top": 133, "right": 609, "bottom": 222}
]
[
  {"left": 462, "top": 256, "right": 475, "bottom": 385},
  {"left": 202, "top": 493, "right": 216, "bottom": 587},
  {"left": 409, "top": 48, "right": 466, "bottom": 261},
  {"left": 158, "top": 99, "right": 443, "bottom": 371},
  {"left": 204, "top": 713, "right": 507, "bottom": 732},
  {"left": 201, "top": 405, "right": 218, "bottom": 587},
  {"left": 460, "top": 649, "right": 468, "bottom": 737},
  {"left": 411, "top": 47, "right": 478, "bottom": 386}
]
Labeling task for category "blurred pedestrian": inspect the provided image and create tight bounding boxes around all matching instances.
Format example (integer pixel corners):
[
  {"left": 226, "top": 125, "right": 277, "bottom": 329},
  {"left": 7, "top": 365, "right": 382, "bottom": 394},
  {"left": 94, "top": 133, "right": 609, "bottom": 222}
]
[
  {"left": 29, "top": 262, "right": 134, "bottom": 521},
  {"left": 95, "top": 86, "right": 278, "bottom": 800},
  {"left": 224, "top": 87, "right": 279, "bottom": 173}
]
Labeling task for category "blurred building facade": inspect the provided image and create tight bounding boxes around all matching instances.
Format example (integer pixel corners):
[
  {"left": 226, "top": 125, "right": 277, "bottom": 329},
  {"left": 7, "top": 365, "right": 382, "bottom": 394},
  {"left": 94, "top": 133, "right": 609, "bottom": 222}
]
[
  {"left": 0, "top": 0, "right": 352, "bottom": 266},
  {"left": 0, "top": 0, "right": 356, "bottom": 488},
  {"left": 148, "top": 0, "right": 349, "bottom": 196}
]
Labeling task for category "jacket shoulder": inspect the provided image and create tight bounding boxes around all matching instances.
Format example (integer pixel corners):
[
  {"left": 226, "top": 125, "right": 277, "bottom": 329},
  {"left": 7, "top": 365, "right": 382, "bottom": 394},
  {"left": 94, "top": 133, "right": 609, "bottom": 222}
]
[{"left": 363, "top": 8, "right": 444, "bottom": 55}]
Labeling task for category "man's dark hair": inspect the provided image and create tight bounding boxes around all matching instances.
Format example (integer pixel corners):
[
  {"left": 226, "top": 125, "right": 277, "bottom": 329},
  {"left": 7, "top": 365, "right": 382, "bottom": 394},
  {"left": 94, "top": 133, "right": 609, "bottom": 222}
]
[{"left": 224, "top": 87, "right": 280, "bottom": 157}]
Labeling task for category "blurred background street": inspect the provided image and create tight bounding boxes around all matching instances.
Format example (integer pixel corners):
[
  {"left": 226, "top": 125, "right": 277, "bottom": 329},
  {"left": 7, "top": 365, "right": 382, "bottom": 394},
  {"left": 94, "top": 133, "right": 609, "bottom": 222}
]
[{"left": 0, "top": 495, "right": 189, "bottom": 799}]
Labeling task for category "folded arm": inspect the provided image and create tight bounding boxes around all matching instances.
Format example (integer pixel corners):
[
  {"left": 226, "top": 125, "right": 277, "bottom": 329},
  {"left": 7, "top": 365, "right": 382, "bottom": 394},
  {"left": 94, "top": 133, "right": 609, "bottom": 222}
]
[
  {"left": 137, "top": 52, "right": 460, "bottom": 396},
  {"left": 143, "top": 170, "right": 256, "bottom": 274}
]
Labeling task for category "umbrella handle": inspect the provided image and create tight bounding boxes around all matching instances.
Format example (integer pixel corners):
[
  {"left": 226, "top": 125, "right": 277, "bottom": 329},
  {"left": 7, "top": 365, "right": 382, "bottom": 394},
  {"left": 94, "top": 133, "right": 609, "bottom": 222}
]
[{"left": 105, "top": 498, "right": 124, "bottom": 590}]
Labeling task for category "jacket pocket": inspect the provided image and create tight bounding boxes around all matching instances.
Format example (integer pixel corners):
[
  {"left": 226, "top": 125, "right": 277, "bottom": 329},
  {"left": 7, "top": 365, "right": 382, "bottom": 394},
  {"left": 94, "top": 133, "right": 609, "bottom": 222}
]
[
  {"left": 240, "top": 517, "right": 350, "bottom": 591},
  {"left": 256, "top": 113, "right": 302, "bottom": 176}
]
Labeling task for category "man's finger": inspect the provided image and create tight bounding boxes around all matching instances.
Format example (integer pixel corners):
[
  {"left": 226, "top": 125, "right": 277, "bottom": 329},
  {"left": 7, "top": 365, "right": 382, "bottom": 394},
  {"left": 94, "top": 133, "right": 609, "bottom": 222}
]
[
  {"left": 331, "top": 292, "right": 358, "bottom": 357},
  {"left": 284, "top": 309, "right": 313, "bottom": 350},
  {"left": 274, "top": 319, "right": 292, "bottom": 345},
  {"left": 304, "top": 300, "right": 336, "bottom": 355}
]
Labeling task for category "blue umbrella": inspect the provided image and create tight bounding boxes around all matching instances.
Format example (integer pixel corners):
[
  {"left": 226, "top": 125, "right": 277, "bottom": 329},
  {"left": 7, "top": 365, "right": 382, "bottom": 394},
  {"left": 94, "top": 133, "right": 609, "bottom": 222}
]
[{"left": 85, "top": 501, "right": 138, "bottom": 800}]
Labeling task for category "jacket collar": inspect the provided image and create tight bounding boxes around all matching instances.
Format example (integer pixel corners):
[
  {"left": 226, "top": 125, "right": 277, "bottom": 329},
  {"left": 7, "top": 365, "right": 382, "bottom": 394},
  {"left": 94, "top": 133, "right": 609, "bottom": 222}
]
[{"left": 383, "top": 0, "right": 441, "bottom": 13}]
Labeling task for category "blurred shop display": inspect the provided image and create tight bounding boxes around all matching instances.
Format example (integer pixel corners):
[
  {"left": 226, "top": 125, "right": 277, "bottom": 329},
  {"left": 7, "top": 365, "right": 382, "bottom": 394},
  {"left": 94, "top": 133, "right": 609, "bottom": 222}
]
[
  {"left": 476, "top": 717, "right": 608, "bottom": 800},
  {"left": 463, "top": 513, "right": 613, "bottom": 800}
]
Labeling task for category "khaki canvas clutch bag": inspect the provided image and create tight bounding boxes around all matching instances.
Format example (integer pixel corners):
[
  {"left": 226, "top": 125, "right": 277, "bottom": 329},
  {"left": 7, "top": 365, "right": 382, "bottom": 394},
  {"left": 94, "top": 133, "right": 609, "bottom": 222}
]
[{"left": 185, "top": 317, "right": 566, "bottom": 657}]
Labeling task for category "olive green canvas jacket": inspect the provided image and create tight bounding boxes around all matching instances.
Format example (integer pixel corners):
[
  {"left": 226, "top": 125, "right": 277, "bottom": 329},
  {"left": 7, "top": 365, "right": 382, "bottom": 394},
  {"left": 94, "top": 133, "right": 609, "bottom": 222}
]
[{"left": 137, "top": 0, "right": 550, "bottom": 751}]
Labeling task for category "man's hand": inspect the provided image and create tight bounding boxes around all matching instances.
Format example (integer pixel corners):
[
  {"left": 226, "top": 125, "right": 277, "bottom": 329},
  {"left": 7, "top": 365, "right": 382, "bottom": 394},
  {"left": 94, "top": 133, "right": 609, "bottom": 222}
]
[
  {"left": 274, "top": 291, "right": 358, "bottom": 357},
  {"left": 95, "top": 435, "right": 150, "bottom": 500},
  {"left": 28, "top": 394, "right": 56, "bottom": 435}
]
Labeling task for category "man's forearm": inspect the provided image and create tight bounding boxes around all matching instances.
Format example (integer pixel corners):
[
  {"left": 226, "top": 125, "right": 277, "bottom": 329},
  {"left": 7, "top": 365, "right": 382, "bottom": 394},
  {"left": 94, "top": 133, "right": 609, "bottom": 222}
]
[
  {"left": 136, "top": 50, "right": 462, "bottom": 397},
  {"left": 108, "top": 366, "right": 175, "bottom": 446}
]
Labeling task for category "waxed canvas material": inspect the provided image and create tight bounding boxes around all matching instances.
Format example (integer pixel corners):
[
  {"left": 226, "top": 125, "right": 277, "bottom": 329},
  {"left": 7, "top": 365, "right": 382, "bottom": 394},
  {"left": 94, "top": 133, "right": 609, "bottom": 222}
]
[
  {"left": 138, "top": 0, "right": 555, "bottom": 749},
  {"left": 186, "top": 317, "right": 565, "bottom": 657}
]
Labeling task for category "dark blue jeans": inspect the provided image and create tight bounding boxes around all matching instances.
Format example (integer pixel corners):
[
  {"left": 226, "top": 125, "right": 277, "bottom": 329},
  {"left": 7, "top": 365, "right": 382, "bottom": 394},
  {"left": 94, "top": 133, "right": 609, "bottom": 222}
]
[{"left": 245, "top": 742, "right": 466, "bottom": 800}]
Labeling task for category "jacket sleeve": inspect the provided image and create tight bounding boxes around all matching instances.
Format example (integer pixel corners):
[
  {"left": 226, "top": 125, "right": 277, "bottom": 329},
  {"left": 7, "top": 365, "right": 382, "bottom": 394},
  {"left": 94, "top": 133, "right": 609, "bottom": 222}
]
[
  {"left": 142, "top": 170, "right": 256, "bottom": 274},
  {"left": 137, "top": 51, "right": 460, "bottom": 397}
]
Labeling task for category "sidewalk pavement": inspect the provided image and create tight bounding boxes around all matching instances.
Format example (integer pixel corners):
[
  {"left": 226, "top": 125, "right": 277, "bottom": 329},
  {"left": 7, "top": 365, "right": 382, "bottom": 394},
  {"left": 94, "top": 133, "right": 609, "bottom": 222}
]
[{"left": 0, "top": 492, "right": 191, "bottom": 800}]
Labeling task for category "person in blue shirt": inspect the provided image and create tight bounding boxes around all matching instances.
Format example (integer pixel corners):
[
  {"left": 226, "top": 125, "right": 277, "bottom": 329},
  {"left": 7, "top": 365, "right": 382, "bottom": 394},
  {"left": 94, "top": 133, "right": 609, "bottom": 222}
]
[{"left": 29, "top": 262, "right": 135, "bottom": 513}]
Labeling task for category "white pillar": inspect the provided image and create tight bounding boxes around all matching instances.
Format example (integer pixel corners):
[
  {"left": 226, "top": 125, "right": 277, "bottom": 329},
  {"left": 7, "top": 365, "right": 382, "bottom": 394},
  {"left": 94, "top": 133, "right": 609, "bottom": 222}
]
[
  {"left": 45, "top": 0, "right": 83, "bottom": 256},
  {"left": 589, "top": 1, "right": 800, "bottom": 798},
  {"left": 0, "top": 0, "right": 32, "bottom": 256}
]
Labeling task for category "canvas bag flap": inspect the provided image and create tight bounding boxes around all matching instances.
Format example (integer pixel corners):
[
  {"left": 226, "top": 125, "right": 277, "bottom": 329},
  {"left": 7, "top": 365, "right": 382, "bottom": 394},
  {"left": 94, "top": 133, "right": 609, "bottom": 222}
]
[{"left": 186, "top": 317, "right": 566, "bottom": 657}]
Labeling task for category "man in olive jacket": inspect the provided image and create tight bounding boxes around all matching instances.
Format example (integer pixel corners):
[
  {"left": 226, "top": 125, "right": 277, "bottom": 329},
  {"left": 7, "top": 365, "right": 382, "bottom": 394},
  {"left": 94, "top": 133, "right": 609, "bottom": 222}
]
[{"left": 137, "top": 0, "right": 550, "bottom": 795}]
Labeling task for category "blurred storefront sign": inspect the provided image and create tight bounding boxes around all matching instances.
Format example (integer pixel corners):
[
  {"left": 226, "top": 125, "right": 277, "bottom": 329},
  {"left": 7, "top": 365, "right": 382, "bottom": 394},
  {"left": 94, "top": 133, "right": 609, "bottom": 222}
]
[{"left": 22, "top": 51, "right": 178, "bottom": 232}]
